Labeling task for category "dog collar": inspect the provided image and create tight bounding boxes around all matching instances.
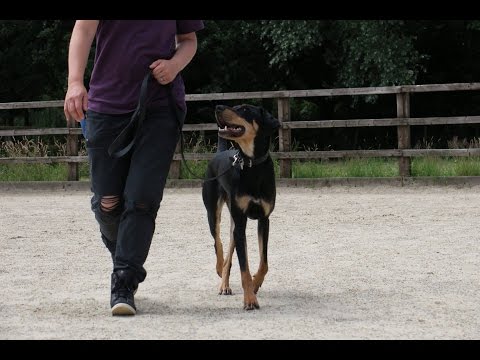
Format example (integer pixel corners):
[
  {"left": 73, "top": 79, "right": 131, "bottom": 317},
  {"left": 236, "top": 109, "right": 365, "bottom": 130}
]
[{"left": 232, "top": 150, "right": 270, "bottom": 170}]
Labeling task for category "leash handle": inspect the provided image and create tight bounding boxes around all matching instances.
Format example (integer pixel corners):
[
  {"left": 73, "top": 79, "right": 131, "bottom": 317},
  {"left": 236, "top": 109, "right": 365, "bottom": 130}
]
[
  {"left": 107, "top": 71, "right": 153, "bottom": 158},
  {"left": 106, "top": 68, "right": 233, "bottom": 182}
]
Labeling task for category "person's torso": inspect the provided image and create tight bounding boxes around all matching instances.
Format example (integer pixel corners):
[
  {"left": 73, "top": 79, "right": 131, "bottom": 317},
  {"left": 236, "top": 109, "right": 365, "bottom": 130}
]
[{"left": 88, "top": 20, "right": 184, "bottom": 114}]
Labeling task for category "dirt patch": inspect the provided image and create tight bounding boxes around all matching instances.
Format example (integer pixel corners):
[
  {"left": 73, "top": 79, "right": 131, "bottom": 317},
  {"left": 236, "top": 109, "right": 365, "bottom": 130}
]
[{"left": 0, "top": 185, "right": 478, "bottom": 339}]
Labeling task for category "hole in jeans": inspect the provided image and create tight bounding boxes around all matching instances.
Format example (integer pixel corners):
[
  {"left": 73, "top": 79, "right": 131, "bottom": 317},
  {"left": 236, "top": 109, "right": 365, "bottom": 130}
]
[{"left": 101, "top": 195, "right": 120, "bottom": 213}]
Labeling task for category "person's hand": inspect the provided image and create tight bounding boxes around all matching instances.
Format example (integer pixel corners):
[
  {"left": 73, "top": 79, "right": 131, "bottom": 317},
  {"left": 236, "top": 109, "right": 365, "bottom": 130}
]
[
  {"left": 149, "top": 59, "right": 180, "bottom": 85},
  {"left": 64, "top": 81, "right": 88, "bottom": 122}
]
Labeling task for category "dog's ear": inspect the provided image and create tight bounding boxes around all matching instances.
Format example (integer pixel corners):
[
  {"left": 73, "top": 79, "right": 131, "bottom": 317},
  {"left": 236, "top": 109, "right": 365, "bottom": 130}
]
[{"left": 260, "top": 107, "right": 281, "bottom": 136}]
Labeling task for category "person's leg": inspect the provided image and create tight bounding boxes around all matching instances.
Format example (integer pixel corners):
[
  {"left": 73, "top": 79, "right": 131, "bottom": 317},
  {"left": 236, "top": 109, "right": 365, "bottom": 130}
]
[
  {"left": 114, "top": 106, "right": 181, "bottom": 285},
  {"left": 85, "top": 110, "right": 143, "bottom": 315},
  {"left": 85, "top": 110, "right": 133, "bottom": 263}
]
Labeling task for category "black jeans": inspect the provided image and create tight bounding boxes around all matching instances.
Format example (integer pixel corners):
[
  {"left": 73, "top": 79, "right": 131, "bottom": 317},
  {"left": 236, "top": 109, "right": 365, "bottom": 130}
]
[{"left": 84, "top": 106, "right": 181, "bottom": 283}]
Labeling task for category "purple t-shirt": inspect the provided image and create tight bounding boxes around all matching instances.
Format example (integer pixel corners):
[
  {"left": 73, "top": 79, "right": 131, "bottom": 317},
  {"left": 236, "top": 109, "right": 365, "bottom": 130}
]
[{"left": 88, "top": 20, "right": 204, "bottom": 114}]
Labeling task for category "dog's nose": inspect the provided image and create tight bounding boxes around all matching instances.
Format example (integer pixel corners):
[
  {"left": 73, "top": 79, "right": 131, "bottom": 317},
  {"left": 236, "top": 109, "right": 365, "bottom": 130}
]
[{"left": 215, "top": 105, "right": 227, "bottom": 112}]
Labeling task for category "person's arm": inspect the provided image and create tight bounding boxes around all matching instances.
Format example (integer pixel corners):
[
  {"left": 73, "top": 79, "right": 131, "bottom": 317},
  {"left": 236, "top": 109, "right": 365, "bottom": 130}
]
[
  {"left": 149, "top": 32, "right": 198, "bottom": 85},
  {"left": 64, "top": 20, "right": 99, "bottom": 122}
]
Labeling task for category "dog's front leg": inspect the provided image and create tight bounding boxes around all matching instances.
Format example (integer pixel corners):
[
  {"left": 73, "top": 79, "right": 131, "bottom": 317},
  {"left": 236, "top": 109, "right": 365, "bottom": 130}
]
[
  {"left": 253, "top": 217, "right": 269, "bottom": 294},
  {"left": 232, "top": 208, "right": 259, "bottom": 310},
  {"left": 219, "top": 214, "right": 235, "bottom": 295},
  {"left": 206, "top": 196, "right": 224, "bottom": 277}
]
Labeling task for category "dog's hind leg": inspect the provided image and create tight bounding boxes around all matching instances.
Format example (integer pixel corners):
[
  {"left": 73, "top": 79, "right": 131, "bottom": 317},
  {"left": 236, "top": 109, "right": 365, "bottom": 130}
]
[
  {"left": 219, "top": 215, "right": 235, "bottom": 295},
  {"left": 253, "top": 217, "right": 269, "bottom": 294},
  {"left": 232, "top": 208, "right": 259, "bottom": 310}
]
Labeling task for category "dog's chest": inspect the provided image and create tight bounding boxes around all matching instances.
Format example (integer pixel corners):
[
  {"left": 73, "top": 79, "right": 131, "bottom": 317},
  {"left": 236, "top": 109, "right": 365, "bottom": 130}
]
[{"left": 235, "top": 194, "right": 273, "bottom": 219}]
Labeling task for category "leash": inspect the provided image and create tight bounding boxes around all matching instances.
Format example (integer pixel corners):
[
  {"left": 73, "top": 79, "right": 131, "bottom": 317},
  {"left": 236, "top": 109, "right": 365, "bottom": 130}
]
[
  {"left": 108, "top": 71, "right": 152, "bottom": 158},
  {"left": 107, "top": 70, "right": 234, "bottom": 182},
  {"left": 162, "top": 73, "right": 235, "bottom": 182}
]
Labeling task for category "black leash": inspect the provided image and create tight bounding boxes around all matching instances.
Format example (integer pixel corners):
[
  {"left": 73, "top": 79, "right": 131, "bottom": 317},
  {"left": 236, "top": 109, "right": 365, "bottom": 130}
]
[
  {"left": 163, "top": 74, "right": 235, "bottom": 182},
  {"left": 108, "top": 71, "right": 152, "bottom": 159},
  {"left": 177, "top": 122, "right": 234, "bottom": 182},
  {"left": 107, "top": 70, "right": 233, "bottom": 182}
]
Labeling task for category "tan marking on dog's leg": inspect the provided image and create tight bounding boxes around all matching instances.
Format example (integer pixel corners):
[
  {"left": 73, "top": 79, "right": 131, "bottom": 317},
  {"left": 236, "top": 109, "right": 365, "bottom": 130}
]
[
  {"left": 260, "top": 200, "right": 273, "bottom": 217},
  {"left": 241, "top": 268, "right": 259, "bottom": 310},
  {"left": 253, "top": 231, "right": 268, "bottom": 294},
  {"left": 215, "top": 198, "right": 224, "bottom": 277},
  {"left": 219, "top": 215, "right": 235, "bottom": 295},
  {"left": 236, "top": 238, "right": 259, "bottom": 310}
]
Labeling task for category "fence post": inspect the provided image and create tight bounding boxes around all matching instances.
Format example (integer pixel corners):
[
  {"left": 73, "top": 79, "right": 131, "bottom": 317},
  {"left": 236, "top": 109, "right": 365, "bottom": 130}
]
[
  {"left": 66, "top": 119, "right": 79, "bottom": 181},
  {"left": 277, "top": 97, "right": 291, "bottom": 178},
  {"left": 169, "top": 139, "right": 181, "bottom": 179},
  {"left": 396, "top": 92, "right": 411, "bottom": 177}
]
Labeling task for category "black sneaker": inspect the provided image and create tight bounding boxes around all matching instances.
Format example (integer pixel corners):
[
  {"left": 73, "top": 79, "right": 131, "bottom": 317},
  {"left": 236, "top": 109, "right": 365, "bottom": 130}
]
[{"left": 110, "top": 269, "right": 138, "bottom": 316}]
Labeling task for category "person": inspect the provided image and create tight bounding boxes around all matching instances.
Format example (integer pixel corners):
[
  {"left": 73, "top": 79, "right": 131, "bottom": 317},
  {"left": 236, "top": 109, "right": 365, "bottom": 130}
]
[{"left": 64, "top": 20, "right": 204, "bottom": 316}]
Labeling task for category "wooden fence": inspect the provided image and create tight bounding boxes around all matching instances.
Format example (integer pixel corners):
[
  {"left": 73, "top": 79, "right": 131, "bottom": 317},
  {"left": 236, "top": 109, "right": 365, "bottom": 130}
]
[{"left": 1, "top": 83, "right": 480, "bottom": 181}]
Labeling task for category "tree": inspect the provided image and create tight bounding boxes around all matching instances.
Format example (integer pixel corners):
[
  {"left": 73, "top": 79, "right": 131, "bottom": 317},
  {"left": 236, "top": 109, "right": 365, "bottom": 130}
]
[{"left": 0, "top": 20, "right": 75, "bottom": 102}]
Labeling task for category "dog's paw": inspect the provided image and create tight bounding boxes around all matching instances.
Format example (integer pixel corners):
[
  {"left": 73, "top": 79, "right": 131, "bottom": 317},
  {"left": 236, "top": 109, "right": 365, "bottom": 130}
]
[
  {"left": 243, "top": 301, "right": 260, "bottom": 311},
  {"left": 243, "top": 294, "right": 260, "bottom": 310},
  {"left": 218, "top": 286, "right": 232, "bottom": 295}
]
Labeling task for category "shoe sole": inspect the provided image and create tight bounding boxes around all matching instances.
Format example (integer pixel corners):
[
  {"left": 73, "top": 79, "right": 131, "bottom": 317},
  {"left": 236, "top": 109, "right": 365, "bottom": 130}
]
[{"left": 111, "top": 303, "right": 136, "bottom": 316}]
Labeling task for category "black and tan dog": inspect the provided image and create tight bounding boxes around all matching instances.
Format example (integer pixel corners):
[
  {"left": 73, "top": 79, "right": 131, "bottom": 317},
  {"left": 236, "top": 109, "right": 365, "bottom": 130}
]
[{"left": 202, "top": 104, "right": 280, "bottom": 310}]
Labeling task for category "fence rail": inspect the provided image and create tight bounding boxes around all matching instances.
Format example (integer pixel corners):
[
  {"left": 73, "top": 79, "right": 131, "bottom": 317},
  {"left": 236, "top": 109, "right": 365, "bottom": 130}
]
[{"left": 1, "top": 82, "right": 480, "bottom": 180}]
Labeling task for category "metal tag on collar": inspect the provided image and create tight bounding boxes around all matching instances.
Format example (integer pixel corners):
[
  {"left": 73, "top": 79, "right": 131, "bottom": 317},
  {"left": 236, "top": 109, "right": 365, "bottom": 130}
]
[{"left": 232, "top": 152, "right": 244, "bottom": 170}]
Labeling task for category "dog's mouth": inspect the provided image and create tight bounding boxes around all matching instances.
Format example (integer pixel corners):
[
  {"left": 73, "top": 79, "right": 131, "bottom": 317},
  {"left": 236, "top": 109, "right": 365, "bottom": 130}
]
[{"left": 216, "top": 115, "right": 245, "bottom": 138}]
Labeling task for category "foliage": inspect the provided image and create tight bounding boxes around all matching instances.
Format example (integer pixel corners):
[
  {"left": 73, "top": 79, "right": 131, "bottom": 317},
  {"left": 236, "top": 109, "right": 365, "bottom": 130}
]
[
  {"left": 0, "top": 20, "right": 75, "bottom": 102},
  {"left": 2, "top": 20, "right": 480, "bottom": 151},
  {"left": 191, "top": 20, "right": 274, "bottom": 93},
  {"left": 333, "top": 20, "right": 423, "bottom": 89}
]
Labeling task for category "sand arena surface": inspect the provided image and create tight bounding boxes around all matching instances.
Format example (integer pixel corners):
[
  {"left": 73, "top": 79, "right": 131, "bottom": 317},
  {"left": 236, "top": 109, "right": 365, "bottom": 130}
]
[{"left": 0, "top": 185, "right": 478, "bottom": 339}]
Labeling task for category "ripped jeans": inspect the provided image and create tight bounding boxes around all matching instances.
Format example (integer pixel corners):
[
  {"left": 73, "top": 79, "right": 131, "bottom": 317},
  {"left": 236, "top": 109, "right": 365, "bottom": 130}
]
[{"left": 84, "top": 106, "right": 181, "bottom": 283}]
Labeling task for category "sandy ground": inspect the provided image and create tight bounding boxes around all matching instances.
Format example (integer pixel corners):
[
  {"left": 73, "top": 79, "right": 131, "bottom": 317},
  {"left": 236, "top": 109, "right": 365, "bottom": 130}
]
[{"left": 0, "top": 185, "right": 478, "bottom": 340}]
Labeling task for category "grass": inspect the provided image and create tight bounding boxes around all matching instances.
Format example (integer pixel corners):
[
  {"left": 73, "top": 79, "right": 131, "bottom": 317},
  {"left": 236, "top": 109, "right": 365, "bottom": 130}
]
[
  {"left": 2, "top": 156, "right": 480, "bottom": 181},
  {"left": 175, "top": 156, "right": 480, "bottom": 179},
  {"left": 291, "top": 158, "right": 398, "bottom": 178},
  {"left": 0, "top": 136, "right": 89, "bottom": 181},
  {"left": 1, "top": 136, "right": 480, "bottom": 181},
  {"left": 0, "top": 163, "right": 90, "bottom": 181},
  {"left": 179, "top": 160, "right": 209, "bottom": 180},
  {"left": 412, "top": 157, "right": 480, "bottom": 176}
]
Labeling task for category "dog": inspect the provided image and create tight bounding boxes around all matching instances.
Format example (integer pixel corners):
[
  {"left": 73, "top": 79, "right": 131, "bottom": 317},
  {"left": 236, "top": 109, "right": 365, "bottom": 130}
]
[{"left": 202, "top": 104, "right": 280, "bottom": 310}]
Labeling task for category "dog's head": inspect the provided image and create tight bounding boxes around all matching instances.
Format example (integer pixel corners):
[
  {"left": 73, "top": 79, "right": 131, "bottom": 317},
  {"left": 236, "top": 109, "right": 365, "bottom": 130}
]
[{"left": 215, "top": 104, "right": 280, "bottom": 157}]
